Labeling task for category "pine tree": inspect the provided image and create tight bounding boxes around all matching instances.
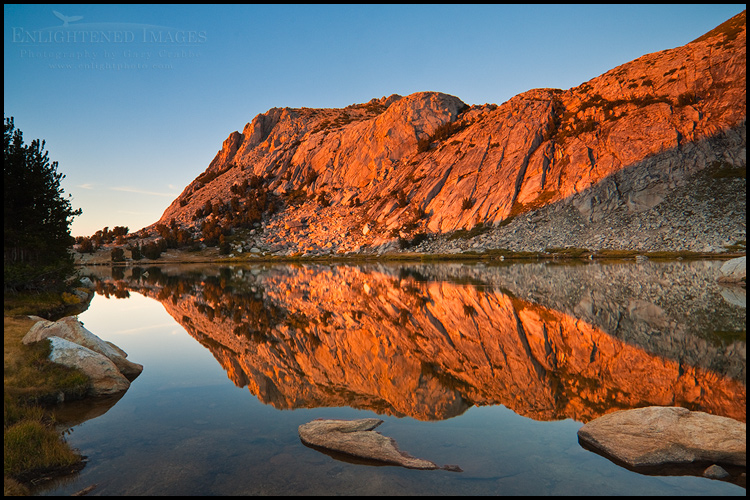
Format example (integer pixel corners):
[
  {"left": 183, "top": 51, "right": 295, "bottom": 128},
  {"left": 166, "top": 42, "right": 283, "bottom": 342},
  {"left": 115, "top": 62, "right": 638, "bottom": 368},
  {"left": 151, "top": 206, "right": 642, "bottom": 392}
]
[
  {"left": 111, "top": 247, "right": 125, "bottom": 262},
  {"left": 4, "top": 117, "right": 82, "bottom": 291},
  {"left": 130, "top": 243, "right": 143, "bottom": 261}
]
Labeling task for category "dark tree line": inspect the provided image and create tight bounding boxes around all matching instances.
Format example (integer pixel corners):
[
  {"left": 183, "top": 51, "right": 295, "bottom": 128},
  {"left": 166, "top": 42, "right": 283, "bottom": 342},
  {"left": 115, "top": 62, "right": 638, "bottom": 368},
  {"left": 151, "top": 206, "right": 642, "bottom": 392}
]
[
  {"left": 4, "top": 117, "right": 82, "bottom": 291},
  {"left": 76, "top": 225, "right": 129, "bottom": 252}
]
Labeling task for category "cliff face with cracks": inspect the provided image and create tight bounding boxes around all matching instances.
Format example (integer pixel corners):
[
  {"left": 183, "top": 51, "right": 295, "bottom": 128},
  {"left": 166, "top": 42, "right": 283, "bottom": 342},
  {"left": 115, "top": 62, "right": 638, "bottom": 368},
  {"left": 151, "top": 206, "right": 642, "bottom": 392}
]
[
  {"left": 153, "top": 12, "right": 746, "bottom": 255},
  {"left": 94, "top": 262, "right": 746, "bottom": 423}
]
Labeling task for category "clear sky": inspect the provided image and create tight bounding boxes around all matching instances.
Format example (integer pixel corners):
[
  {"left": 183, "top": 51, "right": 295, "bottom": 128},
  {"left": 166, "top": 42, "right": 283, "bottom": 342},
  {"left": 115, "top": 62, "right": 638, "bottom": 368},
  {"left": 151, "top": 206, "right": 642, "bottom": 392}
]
[{"left": 4, "top": 4, "right": 745, "bottom": 237}]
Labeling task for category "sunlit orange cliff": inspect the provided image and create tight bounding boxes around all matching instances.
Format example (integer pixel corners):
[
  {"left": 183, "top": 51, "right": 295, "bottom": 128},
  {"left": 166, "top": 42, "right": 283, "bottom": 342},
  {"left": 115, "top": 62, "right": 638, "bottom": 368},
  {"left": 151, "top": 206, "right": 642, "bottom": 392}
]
[{"left": 142, "top": 11, "right": 746, "bottom": 256}]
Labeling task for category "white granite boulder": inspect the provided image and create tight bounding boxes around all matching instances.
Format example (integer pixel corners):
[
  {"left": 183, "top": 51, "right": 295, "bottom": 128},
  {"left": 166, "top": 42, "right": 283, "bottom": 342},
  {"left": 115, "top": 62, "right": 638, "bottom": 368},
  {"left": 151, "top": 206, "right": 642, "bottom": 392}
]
[
  {"left": 23, "top": 316, "right": 142, "bottom": 396},
  {"left": 47, "top": 336, "right": 131, "bottom": 396},
  {"left": 23, "top": 316, "right": 143, "bottom": 379}
]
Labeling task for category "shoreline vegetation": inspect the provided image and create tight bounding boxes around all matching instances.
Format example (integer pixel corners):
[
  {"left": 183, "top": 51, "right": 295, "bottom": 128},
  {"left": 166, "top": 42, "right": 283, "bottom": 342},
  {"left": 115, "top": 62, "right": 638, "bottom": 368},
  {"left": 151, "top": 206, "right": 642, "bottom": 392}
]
[
  {"left": 4, "top": 115, "right": 94, "bottom": 494},
  {"left": 3, "top": 289, "right": 93, "bottom": 496}
]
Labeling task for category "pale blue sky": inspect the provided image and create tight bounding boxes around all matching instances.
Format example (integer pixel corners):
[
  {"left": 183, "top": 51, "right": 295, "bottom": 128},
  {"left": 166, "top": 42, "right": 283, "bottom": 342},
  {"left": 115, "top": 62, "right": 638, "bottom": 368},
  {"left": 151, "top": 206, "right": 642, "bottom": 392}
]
[{"left": 4, "top": 4, "right": 745, "bottom": 236}]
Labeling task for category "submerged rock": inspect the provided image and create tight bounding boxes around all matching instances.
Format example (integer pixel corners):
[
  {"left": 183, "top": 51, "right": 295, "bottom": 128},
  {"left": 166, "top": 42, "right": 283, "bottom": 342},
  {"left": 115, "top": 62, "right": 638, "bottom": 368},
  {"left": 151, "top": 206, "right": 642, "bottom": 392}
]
[
  {"left": 298, "top": 418, "right": 461, "bottom": 471},
  {"left": 577, "top": 406, "right": 746, "bottom": 469}
]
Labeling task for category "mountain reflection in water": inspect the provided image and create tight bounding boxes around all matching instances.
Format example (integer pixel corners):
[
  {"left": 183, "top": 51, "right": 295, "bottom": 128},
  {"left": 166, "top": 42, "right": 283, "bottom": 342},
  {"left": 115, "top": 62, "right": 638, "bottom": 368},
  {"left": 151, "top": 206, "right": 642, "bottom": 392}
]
[{"left": 88, "top": 261, "right": 746, "bottom": 423}]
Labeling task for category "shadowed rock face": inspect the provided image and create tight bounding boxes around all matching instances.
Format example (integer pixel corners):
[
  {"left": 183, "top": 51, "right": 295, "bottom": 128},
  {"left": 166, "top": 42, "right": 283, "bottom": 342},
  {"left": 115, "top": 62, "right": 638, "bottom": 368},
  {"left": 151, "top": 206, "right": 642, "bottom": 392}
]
[
  {"left": 88, "top": 262, "right": 746, "bottom": 423},
  {"left": 153, "top": 12, "right": 745, "bottom": 254}
]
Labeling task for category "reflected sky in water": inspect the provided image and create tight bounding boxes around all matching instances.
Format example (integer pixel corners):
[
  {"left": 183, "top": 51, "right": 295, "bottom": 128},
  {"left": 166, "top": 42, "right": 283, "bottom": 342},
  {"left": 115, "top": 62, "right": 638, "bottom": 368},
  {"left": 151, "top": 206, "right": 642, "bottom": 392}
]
[{"left": 40, "top": 261, "right": 745, "bottom": 495}]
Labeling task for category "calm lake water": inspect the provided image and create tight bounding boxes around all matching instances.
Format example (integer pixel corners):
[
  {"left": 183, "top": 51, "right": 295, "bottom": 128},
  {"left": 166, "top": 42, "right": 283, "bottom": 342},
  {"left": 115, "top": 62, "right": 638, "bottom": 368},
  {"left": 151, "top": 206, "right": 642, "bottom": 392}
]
[{"left": 39, "top": 260, "right": 745, "bottom": 495}]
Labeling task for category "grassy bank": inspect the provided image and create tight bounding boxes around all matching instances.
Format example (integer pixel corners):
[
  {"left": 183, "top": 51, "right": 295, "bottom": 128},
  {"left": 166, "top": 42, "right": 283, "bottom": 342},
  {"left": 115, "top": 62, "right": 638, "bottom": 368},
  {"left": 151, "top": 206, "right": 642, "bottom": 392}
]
[{"left": 4, "top": 295, "right": 91, "bottom": 495}]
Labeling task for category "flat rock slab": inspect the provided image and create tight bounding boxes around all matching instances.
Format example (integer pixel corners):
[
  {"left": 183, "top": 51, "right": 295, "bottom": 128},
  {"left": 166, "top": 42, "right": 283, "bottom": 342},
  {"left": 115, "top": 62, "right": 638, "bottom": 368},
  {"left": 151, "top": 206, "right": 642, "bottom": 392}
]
[
  {"left": 577, "top": 406, "right": 746, "bottom": 468},
  {"left": 298, "top": 418, "right": 461, "bottom": 471}
]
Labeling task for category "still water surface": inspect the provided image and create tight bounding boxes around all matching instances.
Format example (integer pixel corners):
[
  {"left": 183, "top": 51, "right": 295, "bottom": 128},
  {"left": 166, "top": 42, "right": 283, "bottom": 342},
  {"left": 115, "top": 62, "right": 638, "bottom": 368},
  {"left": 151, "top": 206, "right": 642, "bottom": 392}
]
[{"left": 40, "top": 260, "right": 745, "bottom": 495}]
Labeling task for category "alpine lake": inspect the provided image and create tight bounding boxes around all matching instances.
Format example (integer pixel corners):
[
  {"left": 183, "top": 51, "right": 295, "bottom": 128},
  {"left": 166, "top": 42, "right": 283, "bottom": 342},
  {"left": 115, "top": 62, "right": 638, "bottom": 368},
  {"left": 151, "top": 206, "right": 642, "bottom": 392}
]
[{"left": 37, "top": 259, "right": 745, "bottom": 495}]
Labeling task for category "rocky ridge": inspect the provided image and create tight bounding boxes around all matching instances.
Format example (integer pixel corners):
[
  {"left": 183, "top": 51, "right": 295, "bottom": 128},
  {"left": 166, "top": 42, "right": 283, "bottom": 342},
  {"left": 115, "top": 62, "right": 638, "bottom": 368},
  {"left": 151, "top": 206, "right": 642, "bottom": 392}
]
[{"left": 149, "top": 11, "right": 746, "bottom": 257}]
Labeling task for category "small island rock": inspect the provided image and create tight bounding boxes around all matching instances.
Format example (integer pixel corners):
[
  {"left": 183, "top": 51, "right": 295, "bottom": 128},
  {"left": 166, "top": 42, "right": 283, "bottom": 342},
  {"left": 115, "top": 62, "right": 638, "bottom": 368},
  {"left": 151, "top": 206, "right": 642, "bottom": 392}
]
[
  {"left": 298, "top": 418, "right": 461, "bottom": 471},
  {"left": 577, "top": 406, "right": 746, "bottom": 468}
]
